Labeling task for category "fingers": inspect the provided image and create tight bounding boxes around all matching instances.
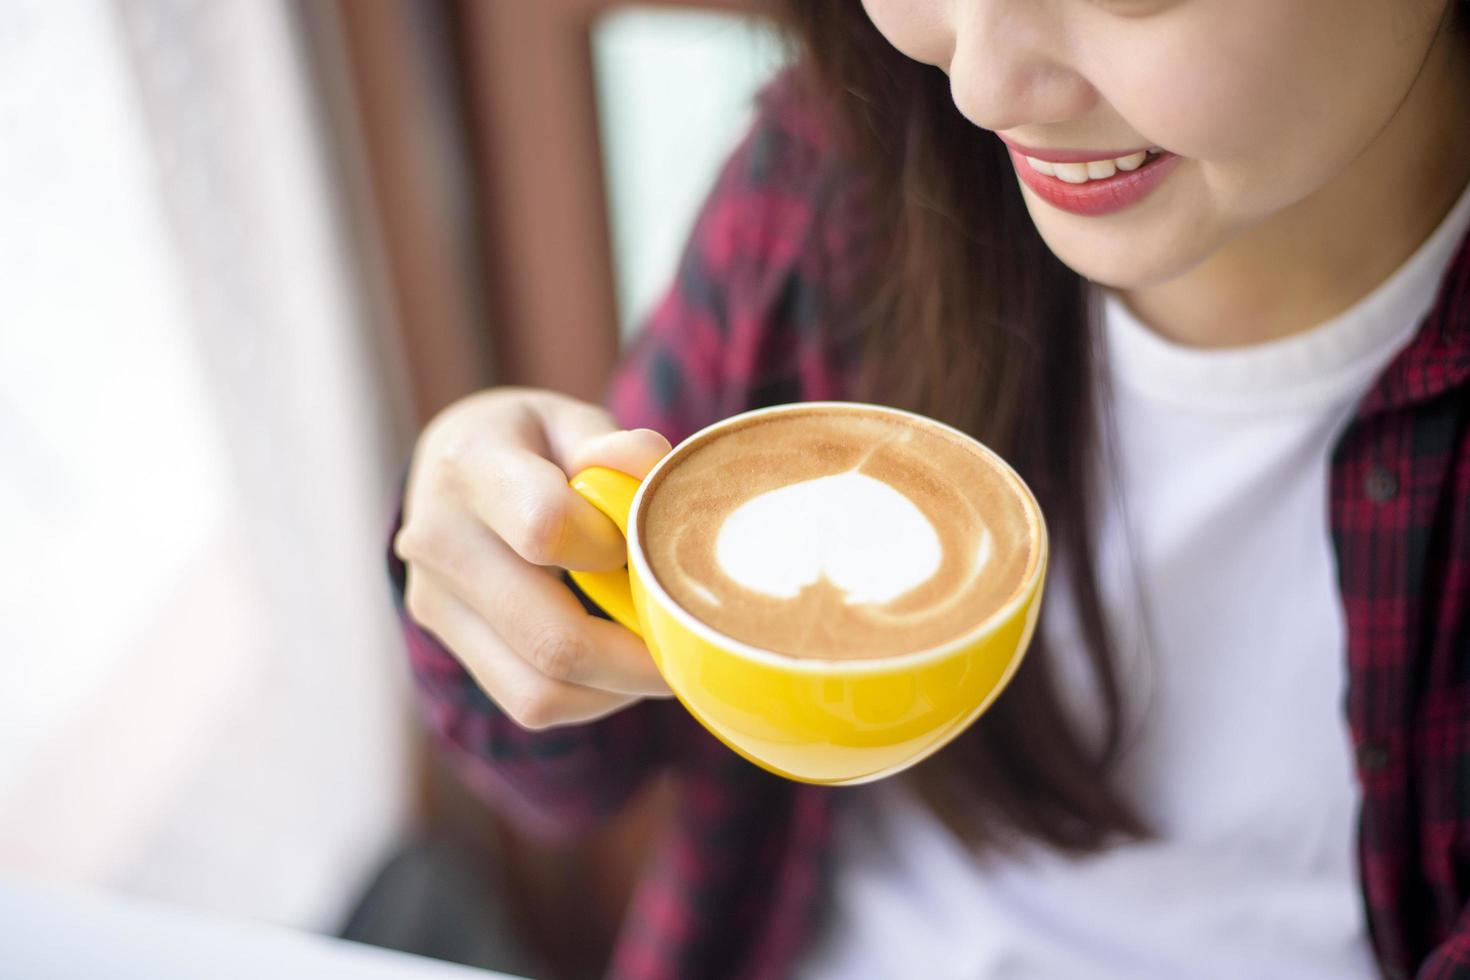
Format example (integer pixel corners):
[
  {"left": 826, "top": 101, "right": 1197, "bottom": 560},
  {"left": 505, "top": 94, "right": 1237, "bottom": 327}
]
[
  {"left": 432, "top": 399, "right": 671, "bottom": 573},
  {"left": 404, "top": 566, "right": 643, "bottom": 730},
  {"left": 398, "top": 389, "right": 683, "bottom": 729},
  {"left": 447, "top": 440, "right": 628, "bottom": 571},
  {"left": 396, "top": 506, "right": 671, "bottom": 697},
  {"left": 565, "top": 427, "right": 673, "bottom": 481}
]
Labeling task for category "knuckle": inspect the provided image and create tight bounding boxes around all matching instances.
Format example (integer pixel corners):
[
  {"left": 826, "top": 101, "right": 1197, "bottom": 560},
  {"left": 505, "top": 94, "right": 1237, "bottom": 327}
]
[
  {"left": 392, "top": 525, "right": 416, "bottom": 561},
  {"left": 429, "top": 449, "right": 463, "bottom": 493},
  {"left": 421, "top": 427, "right": 471, "bottom": 491},
  {"left": 439, "top": 428, "right": 475, "bottom": 469},
  {"left": 568, "top": 402, "right": 615, "bottom": 434},
  {"left": 403, "top": 575, "right": 437, "bottom": 625},
  {"left": 394, "top": 521, "right": 431, "bottom": 560},
  {"left": 515, "top": 495, "right": 568, "bottom": 566},
  {"left": 394, "top": 521, "right": 443, "bottom": 566},
  {"left": 398, "top": 521, "right": 477, "bottom": 584},
  {"left": 503, "top": 684, "right": 561, "bottom": 732},
  {"left": 526, "top": 622, "right": 585, "bottom": 682}
]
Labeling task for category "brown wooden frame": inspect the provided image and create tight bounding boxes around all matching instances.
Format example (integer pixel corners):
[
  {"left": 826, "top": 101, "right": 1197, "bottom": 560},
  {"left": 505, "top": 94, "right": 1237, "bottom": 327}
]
[
  {"left": 308, "top": 1, "right": 762, "bottom": 976},
  {"left": 457, "top": 0, "right": 758, "bottom": 403},
  {"left": 305, "top": 0, "right": 497, "bottom": 428}
]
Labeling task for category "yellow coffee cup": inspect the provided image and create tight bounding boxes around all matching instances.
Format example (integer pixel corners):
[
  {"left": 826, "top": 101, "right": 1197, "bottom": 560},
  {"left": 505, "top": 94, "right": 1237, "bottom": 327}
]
[{"left": 569, "top": 402, "right": 1047, "bottom": 785}]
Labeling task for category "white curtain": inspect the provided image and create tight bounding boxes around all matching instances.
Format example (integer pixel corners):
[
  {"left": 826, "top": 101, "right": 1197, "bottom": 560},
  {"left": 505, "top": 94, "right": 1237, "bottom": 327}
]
[
  {"left": 0, "top": 0, "right": 414, "bottom": 932},
  {"left": 592, "top": 7, "right": 786, "bottom": 340}
]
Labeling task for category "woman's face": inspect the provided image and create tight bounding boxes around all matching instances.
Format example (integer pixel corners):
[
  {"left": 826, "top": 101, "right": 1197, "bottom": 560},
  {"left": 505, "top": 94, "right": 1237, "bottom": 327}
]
[{"left": 860, "top": 0, "right": 1463, "bottom": 292}]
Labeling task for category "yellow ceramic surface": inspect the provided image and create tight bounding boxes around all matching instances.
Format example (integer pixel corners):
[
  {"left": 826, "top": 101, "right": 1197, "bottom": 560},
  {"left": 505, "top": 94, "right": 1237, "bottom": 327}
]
[{"left": 568, "top": 403, "right": 1048, "bottom": 786}]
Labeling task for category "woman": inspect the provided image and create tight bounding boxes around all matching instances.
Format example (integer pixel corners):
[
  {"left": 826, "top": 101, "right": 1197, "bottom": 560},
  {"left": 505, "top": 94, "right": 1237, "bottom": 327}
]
[{"left": 389, "top": 1, "right": 1470, "bottom": 976}]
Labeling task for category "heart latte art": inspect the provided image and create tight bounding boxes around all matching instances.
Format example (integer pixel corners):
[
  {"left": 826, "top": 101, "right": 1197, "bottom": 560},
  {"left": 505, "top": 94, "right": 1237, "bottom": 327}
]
[
  {"left": 640, "top": 407, "right": 1038, "bottom": 659},
  {"left": 715, "top": 471, "right": 990, "bottom": 605}
]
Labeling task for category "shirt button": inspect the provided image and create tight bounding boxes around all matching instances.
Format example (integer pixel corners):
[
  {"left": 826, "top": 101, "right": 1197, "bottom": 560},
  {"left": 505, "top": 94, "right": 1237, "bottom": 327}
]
[
  {"left": 1357, "top": 741, "right": 1391, "bottom": 771},
  {"left": 1364, "top": 466, "right": 1398, "bottom": 503}
]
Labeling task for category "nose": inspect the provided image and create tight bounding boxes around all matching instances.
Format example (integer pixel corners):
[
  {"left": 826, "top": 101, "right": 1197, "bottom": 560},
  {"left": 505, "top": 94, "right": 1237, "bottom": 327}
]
[{"left": 946, "top": 2, "right": 1098, "bottom": 134}]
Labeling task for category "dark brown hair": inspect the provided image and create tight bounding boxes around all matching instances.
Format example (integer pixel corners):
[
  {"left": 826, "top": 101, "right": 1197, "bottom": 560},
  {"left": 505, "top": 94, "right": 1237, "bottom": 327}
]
[{"left": 766, "top": 2, "right": 1150, "bottom": 853}]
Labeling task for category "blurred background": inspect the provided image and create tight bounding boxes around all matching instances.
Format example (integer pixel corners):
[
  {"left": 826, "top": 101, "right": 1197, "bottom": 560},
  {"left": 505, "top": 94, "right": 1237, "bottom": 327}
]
[{"left": 1, "top": 0, "right": 783, "bottom": 976}]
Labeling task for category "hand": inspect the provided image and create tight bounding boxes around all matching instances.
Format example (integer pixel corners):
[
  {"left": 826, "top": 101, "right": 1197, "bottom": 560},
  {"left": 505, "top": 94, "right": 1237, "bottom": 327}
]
[{"left": 394, "top": 387, "right": 674, "bottom": 730}]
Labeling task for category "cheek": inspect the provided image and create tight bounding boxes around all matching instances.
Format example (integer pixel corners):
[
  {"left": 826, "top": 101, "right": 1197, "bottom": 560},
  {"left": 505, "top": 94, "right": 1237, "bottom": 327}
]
[
  {"left": 1106, "top": 3, "right": 1306, "bottom": 164},
  {"left": 1106, "top": 0, "right": 1429, "bottom": 202},
  {"left": 1028, "top": 0, "right": 1443, "bottom": 290},
  {"left": 860, "top": 0, "right": 953, "bottom": 66}
]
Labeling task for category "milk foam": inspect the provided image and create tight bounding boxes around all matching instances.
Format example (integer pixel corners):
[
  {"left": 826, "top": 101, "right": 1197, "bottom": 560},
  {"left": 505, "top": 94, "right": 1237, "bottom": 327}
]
[
  {"left": 714, "top": 470, "right": 948, "bottom": 605},
  {"left": 640, "top": 407, "right": 1036, "bottom": 659}
]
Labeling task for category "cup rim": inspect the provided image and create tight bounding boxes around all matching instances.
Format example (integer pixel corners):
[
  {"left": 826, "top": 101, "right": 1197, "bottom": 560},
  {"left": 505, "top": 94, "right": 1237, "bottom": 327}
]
[{"left": 625, "top": 401, "right": 1049, "bottom": 675}]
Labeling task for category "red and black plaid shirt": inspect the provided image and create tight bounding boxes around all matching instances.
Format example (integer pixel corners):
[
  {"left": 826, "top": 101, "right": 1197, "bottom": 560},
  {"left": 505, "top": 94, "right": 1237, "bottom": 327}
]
[{"left": 388, "top": 74, "right": 1470, "bottom": 980}]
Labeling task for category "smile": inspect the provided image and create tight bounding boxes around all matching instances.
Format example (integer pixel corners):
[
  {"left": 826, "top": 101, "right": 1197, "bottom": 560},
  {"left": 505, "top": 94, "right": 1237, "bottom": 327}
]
[
  {"left": 1022, "top": 149, "right": 1164, "bottom": 184},
  {"left": 1003, "top": 143, "right": 1182, "bottom": 217}
]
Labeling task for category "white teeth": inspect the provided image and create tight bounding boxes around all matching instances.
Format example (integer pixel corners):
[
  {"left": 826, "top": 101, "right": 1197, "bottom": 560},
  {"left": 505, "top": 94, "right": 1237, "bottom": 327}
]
[
  {"left": 1024, "top": 155, "right": 1056, "bottom": 177},
  {"left": 1024, "top": 149, "right": 1158, "bottom": 183},
  {"left": 1053, "top": 162, "right": 1090, "bottom": 184},
  {"left": 1115, "top": 151, "right": 1148, "bottom": 172}
]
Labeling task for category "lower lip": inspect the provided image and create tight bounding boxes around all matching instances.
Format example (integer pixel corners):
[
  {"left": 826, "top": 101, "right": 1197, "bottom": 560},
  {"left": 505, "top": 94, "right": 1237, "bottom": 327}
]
[{"left": 1008, "top": 148, "right": 1182, "bottom": 217}]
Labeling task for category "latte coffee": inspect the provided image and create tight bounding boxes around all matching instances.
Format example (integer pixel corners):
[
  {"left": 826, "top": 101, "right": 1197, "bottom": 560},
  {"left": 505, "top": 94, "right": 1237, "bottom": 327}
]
[{"left": 639, "top": 405, "right": 1040, "bottom": 660}]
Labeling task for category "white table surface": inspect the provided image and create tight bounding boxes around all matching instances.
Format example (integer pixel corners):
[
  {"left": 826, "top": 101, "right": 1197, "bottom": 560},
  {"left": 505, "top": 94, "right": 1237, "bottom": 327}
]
[{"left": 0, "top": 874, "right": 529, "bottom": 980}]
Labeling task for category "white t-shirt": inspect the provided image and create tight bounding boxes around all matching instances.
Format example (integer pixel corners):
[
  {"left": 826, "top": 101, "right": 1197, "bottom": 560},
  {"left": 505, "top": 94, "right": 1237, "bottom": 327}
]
[{"left": 796, "top": 177, "right": 1470, "bottom": 980}]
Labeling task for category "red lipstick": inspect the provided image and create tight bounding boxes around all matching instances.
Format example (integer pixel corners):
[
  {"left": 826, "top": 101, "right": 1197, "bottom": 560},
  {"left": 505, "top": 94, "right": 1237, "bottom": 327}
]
[{"left": 997, "top": 136, "right": 1182, "bottom": 217}]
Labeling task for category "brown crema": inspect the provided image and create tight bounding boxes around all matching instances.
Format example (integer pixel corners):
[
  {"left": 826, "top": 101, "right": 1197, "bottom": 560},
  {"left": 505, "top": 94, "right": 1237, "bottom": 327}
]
[{"left": 639, "top": 406, "right": 1038, "bottom": 659}]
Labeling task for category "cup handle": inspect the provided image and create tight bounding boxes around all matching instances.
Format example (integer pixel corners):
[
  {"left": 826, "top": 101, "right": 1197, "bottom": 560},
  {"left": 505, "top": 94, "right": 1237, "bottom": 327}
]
[{"left": 567, "top": 466, "right": 644, "bottom": 638}]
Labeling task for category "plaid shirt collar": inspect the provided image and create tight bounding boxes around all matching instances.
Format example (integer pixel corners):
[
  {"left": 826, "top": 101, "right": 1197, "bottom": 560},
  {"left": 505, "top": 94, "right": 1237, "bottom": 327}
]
[{"left": 1359, "top": 232, "right": 1470, "bottom": 417}]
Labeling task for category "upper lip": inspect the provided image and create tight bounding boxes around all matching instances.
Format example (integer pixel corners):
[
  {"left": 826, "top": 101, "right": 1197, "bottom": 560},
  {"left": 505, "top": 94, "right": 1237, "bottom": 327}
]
[{"left": 995, "top": 134, "right": 1159, "bottom": 163}]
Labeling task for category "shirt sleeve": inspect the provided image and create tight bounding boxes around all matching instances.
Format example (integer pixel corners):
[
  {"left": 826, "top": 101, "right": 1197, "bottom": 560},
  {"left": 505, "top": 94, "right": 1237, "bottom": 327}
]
[
  {"left": 1419, "top": 911, "right": 1470, "bottom": 979},
  {"left": 387, "top": 68, "right": 849, "bottom": 842},
  {"left": 606, "top": 67, "right": 855, "bottom": 439}
]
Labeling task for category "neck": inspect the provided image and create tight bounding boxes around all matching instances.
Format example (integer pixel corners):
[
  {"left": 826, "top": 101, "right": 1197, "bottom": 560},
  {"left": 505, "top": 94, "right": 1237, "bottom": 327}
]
[{"left": 1120, "top": 24, "right": 1470, "bottom": 350}]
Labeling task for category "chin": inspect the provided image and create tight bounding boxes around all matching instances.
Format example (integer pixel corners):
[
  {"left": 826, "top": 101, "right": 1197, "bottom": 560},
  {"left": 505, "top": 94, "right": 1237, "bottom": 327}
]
[
  {"left": 1056, "top": 251, "right": 1177, "bottom": 291},
  {"left": 1026, "top": 209, "right": 1212, "bottom": 292}
]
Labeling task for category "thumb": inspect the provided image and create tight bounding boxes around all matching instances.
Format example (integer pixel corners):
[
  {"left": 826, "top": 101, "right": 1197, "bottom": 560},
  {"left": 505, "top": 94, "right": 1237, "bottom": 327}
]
[{"left": 567, "top": 427, "right": 673, "bottom": 481}]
